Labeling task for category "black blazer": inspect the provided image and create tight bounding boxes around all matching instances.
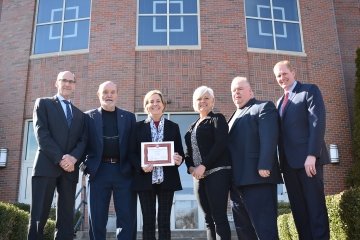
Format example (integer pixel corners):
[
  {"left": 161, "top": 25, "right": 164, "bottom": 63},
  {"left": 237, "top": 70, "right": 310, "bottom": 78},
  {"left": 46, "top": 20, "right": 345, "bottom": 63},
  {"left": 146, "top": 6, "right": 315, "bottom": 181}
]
[
  {"left": 276, "top": 82, "right": 330, "bottom": 169},
  {"left": 228, "top": 98, "right": 282, "bottom": 186},
  {"left": 83, "top": 107, "right": 136, "bottom": 180},
  {"left": 131, "top": 118, "right": 184, "bottom": 192},
  {"left": 32, "top": 96, "right": 87, "bottom": 182},
  {"left": 184, "top": 112, "right": 231, "bottom": 172}
]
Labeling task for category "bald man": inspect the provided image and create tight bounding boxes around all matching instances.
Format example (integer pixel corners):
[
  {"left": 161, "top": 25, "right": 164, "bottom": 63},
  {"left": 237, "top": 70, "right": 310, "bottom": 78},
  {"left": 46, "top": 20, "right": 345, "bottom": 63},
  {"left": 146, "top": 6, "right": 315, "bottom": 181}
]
[
  {"left": 28, "top": 71, "right": 87, "bottom": 240},
  {"left": 83, "top": 81, "right": 137, "bottom": 240}
]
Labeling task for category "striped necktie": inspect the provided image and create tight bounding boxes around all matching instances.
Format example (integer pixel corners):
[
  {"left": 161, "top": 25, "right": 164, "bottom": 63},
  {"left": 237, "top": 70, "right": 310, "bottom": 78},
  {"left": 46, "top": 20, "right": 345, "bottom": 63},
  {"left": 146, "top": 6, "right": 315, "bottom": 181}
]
[{"left": 63, "top": 100, "right": 73, "bottom": 127}]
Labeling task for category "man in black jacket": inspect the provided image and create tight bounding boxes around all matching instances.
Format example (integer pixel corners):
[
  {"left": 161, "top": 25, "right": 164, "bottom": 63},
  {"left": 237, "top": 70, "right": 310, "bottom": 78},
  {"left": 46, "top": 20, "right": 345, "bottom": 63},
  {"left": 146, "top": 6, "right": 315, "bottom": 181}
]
[
  {"left": 228, "top": 76, "right": 282, "bottom": 240},
  {"left": 28, "top": 71, "right": 87, "bottom": 240}
]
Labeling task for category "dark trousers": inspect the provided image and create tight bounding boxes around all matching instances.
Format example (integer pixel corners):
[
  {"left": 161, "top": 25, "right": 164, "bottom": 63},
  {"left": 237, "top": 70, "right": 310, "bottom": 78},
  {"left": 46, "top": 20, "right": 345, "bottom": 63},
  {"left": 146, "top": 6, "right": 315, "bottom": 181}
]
[
  {"left": 88, "top": 162, "right": 137, "bottom": 240},
  {"left": 230, "top": 185, "right": 257, "bottom": 240},
  {"left": 194, "top": 169, "right": 231, "bottom": 240},
  {"left": 28, "top": 175, "right": 76, "bottom": 240},
  {"left": 283, "top": 163, "right": 330, "bottom": 240},
  {"left": 236, "top": 184, "right": 279, "bottom": 240},
  {"left": 138, "top": 185, "right": 174, "bottom": 240}
]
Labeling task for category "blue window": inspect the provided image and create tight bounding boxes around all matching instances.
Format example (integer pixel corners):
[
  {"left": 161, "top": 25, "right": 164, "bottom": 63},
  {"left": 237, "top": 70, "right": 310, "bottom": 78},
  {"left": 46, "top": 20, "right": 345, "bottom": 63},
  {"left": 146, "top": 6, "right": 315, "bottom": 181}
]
[
  {"left": 245, "top": 0, "right": 303, "bottom": 52},
  {"left": 137, "top": 0, "right": 199, "bottom": 48},
  {"left": 33, "top": 0, "right": 91, "bottom": 55}
]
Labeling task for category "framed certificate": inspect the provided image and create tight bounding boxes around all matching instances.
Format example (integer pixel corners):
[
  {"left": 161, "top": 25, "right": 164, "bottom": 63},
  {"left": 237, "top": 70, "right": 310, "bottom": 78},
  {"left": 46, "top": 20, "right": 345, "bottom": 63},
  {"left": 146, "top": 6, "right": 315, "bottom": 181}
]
[{"left": 141, "top": 141, "right": 174, "bottom": 167}]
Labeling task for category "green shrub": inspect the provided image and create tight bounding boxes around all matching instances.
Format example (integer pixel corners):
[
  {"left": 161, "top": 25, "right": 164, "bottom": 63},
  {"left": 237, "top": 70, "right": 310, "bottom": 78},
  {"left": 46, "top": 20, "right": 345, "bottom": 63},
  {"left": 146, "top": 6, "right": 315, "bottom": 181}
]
[
  {"left": 12, "top": 202, "right": 56, "bottom": 221},
  {"left": 0, "top": 202, "right": 17, "bottom": 240},
  {"left": 278, "top": 188, "right": 360, "bottom": 240},
  {"left": 44, "top": 219, "right": 56, "bottom": 240},
  {"left": 278, "top": 213, "right": 291, "bottom": 240},
  {"left": 0, "top": 202, "right": 56, "bottom": 240},
  {"left": 326, "top": 193, "right": 346, "bottom": 239},
  {"left": 278, "top": 202, "right": 291, "bottom": 216},
  {"left": 347, "top": 48, "right": 360, "bottom": 187},
  {"left": 339, "top": 187, "right": 360, "bottom": 240}
]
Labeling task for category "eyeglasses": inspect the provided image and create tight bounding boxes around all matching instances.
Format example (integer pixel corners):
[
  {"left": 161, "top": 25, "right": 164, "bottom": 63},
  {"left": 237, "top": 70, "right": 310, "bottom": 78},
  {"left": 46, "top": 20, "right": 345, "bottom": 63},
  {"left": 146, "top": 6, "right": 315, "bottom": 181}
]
[{"left": 59, "top": 79, "right": 76, "bottom": 84}]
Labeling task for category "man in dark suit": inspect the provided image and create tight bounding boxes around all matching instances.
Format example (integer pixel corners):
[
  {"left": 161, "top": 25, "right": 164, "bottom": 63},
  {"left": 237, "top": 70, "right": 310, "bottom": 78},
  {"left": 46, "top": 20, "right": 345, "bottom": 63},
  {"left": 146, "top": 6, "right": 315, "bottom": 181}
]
[
  {"left": 83, "top": 81, "right": 137, "bottom": 240},
  {"left": 228, "top": 76, "right": 282, "bottom": 240},
  {"left": 28, "top": 71, "right": 87, "bottom": 240},
  {"left": 274, "top": 60, "right": 330, "bottom": 240}
]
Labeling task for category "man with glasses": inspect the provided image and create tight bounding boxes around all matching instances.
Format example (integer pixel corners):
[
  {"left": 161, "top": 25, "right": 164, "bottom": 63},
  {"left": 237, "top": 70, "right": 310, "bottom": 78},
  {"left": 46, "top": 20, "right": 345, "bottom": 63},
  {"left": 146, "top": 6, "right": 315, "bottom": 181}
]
[{"left": 28, "top": 71, "right": 87, "bottom": 240}]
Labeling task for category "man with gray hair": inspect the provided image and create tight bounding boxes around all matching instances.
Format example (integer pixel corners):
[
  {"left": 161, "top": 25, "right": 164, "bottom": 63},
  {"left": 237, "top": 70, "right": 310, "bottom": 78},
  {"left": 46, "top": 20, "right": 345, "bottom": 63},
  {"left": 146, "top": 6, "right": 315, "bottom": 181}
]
[
  {"left": 83, "top": 81, "right": 137, "bottom": 240},
  {"left": 228, "top": 76, "right": 282, "bottom": 239}
]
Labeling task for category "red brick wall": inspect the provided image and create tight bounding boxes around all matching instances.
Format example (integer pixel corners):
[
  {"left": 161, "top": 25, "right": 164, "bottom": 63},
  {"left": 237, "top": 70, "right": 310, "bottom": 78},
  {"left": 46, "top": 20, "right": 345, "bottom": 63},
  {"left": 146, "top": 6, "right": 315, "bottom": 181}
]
[
  {"left": 333, "top": 1, "right": 360, "bottom": 123},
  {"left": 0, "top": 0, "right": 36, "bottom": 202},
  {"left": 0, "top": 0, "right": 357, "bottom": 202}
]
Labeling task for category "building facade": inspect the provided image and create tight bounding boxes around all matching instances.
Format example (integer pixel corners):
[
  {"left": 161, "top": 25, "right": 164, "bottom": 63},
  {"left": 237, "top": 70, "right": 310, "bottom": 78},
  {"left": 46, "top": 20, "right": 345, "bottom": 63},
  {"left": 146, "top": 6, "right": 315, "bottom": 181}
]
[{"left": 0, "top": 0, "right": 359, "bottom": 231}]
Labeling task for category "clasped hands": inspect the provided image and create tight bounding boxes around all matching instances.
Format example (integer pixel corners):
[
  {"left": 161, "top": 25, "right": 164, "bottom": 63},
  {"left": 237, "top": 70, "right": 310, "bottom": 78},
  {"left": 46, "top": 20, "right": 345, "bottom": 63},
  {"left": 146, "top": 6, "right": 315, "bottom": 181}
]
[
  {"left": 142, "top": 152, "right": 183, "bottom": 173},
  {"left": 189, "top": 165, "right": 206, "bottom": 180},
  {"left": 60, "top": 154, "right": 77, "bottom": 172}
]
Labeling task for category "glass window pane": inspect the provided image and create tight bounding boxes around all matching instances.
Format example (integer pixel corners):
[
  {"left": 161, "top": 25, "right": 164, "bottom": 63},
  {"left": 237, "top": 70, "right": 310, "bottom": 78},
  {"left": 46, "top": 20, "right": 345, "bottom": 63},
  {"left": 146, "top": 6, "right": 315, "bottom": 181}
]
[
  {"left": 34, "top": 24, "right": 61, "bottom": 54},
  {"left": 138, "top": 16, "right": 167, "bottom": 46},
  {"left": 37, "top": 0, "right": 64, "bottom": 23},
  {"left": 170, "top": 1, "right": 182, "bottom": 14},
  {"left": 62, "top": 20, "right": 89, "bottom": 51},
  {"left": 275, "top": 22, "right": 302, "bottom": 52},
  {"left": 246, "top": 19, "right": 274, "bottom": 49},
  {"left": 273, "top": 0, "right": 299, "bottom": 21},
  {"left": 169, "top": 114, "right": 198, "bottom": 190},
  {"left": 65, "top": 0, "right": 91, "bottom": 20},
  {"left": 169, "top": 16, "right": 198, "bottom": 45},
  {"left": 174, "top": 200, "right": 199, "bottom": 229},
  {"left": 245, "top": 0, "right": 270, "bottom": 18},
  {"left": 25, "top": 122, "right": 37, "bottom": 162},
  {"left": 139, "top": 0, "right": 166, "bottom": 14}
]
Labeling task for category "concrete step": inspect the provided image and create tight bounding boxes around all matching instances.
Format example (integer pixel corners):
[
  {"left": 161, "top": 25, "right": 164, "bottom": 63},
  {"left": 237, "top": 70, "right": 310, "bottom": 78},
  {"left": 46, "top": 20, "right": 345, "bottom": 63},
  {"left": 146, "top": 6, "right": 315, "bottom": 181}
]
[{"left": 74, "top": 230, "right": 239, "bottom": 240}]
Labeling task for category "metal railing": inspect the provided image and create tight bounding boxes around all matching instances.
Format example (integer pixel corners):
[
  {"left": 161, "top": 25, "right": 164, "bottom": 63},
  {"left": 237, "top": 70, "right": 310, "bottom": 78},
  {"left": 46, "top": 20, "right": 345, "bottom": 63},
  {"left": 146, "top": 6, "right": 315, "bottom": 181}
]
[{"left": 73, "top": 185, "right": 87, "bottom": 235}]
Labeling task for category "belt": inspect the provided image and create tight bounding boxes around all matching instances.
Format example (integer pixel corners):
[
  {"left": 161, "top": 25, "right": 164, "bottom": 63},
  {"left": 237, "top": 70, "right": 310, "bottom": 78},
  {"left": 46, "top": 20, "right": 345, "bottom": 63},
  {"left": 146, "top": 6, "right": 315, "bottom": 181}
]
[{"left": 102, "top": 157, "right": 120, "bottom": 163}]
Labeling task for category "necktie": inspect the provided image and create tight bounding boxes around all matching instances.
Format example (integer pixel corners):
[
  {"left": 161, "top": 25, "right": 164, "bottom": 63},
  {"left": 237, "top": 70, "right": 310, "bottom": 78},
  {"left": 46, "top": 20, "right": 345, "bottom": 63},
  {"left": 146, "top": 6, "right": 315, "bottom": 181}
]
[
  {"left": 281, "top": 92, "right": 289, "bottom": 116},
  {"left": 63, "top": 100, "right": 73, "bottom": 127}
]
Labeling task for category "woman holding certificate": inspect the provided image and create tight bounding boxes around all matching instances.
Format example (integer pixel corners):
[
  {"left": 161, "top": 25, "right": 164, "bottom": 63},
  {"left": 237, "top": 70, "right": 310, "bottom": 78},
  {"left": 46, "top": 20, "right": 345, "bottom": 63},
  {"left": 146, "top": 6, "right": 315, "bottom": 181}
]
[
  {"left": 184, "top": 86, "right": 232, "bottom": 240},
  {"left": 132, "top": 90, "right": 184, "bottom": 240}
]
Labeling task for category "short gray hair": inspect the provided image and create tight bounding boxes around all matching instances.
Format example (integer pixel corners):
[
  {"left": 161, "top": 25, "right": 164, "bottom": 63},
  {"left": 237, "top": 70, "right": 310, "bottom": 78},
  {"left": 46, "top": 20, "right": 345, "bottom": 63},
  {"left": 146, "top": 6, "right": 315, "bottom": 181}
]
[{"left": 192, "top": 86, "right": 214, "bottom": 112}]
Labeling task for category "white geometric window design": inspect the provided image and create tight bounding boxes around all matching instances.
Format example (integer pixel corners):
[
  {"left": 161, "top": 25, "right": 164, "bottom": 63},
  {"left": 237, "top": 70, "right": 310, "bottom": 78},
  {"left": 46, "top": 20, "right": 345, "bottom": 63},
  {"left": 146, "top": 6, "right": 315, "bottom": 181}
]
[
  {"left": 33, "top": 0, "right": 91, "bottom": 55},
  {"left": 245, "top": 0, "right": 303, "bottom": 52},
  {"left": 137, "top": 0, "right": 199, "bottom": 47},
  {"left": 49, "top": 7, "right": 79, "bottom": 40},
  {"left": 257, "top": 5, "right": 287, "bottom": 38},
  {"left": 153, "top": 1, "right": 184, "bottom": 33}
]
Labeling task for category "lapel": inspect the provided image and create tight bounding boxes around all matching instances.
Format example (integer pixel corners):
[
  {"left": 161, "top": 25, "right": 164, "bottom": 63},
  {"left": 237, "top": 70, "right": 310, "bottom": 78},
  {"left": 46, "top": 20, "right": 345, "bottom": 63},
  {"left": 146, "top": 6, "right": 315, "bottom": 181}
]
[
  {"left": 163, "top": 119, "right": 170, "bottom": 141},
  {"left": 282, "top": 82, "right": 301, "bottom": 119},
  {"left": 52, "top": 96, "right": 69, "bottom": 127},
  {"left": 94, "top": 108, "right": 103, "bottom": 143},
  {"left": 116, "top": 108, "right": 126, "bottom": 147},
  {"left": 229, "top": 98, "right": 255, "bottom": 133}
]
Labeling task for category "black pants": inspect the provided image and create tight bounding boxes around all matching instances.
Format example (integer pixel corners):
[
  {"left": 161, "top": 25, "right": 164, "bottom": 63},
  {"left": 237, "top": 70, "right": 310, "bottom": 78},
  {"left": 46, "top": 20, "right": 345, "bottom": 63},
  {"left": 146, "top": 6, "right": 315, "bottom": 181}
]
[
  {"left": 28, "top": 175, "right": 76, "bottom": 240},
  {"left": 138, "top": 184, "right": 174, "bottom": 240},
  {"left": 230, "top": 185, "right": 258, "bottom": 240},
  {"left": 283, "top": 163, "right": 329, "bottom": 240},
  {"left": 194, "top": 169, "right": 231, "bottom": 240},
  {"left": 236, "top": 184, "right": 279, "bottom": 240}
]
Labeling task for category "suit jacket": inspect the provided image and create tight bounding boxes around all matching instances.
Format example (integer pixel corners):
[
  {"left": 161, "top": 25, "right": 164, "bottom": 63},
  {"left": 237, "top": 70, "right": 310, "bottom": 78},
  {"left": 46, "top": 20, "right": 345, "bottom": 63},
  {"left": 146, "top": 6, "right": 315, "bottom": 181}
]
[
  {"left": 228, "top": 98, "right": 282, "bottom": 186},
  {"left": 184, "top": 112, "right": 231, "bottom": 171},
  {"left": 277, "top": 82, "right": 330, "bottom": 169},
  {"left": 83, "top": 107, "right": 136, "bottom": 180},
  {"left": 131, "top": 118, "right": 184, "bottom": 191},
  {"left": 32, "top": 96, "right": 87, "bottom": 182}
]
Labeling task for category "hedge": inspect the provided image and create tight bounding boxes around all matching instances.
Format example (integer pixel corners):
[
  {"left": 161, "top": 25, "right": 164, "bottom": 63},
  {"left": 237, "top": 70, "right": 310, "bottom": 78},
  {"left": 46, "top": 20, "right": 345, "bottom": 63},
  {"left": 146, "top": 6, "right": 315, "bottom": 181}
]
[
  {"left": 278, "top": 187, "right": 360, "bottom": 240},
  {"left": 0, "top": 202, "right": 55, "bottom": 240}
]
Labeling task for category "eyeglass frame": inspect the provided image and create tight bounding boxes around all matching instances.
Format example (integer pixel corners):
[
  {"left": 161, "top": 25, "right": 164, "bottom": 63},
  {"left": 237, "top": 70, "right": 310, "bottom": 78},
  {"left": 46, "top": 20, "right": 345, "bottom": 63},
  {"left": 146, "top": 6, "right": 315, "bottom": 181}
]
[{"left": 58, "top": 79, "right": 76, "bottom": 84}]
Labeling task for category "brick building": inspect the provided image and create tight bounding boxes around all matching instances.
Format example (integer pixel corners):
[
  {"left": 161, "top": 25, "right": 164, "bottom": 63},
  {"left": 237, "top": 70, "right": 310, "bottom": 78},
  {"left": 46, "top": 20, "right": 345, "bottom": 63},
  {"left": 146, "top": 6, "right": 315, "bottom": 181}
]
[{"left": 0, "top": 0, "right": 359, "bottom": 232}]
